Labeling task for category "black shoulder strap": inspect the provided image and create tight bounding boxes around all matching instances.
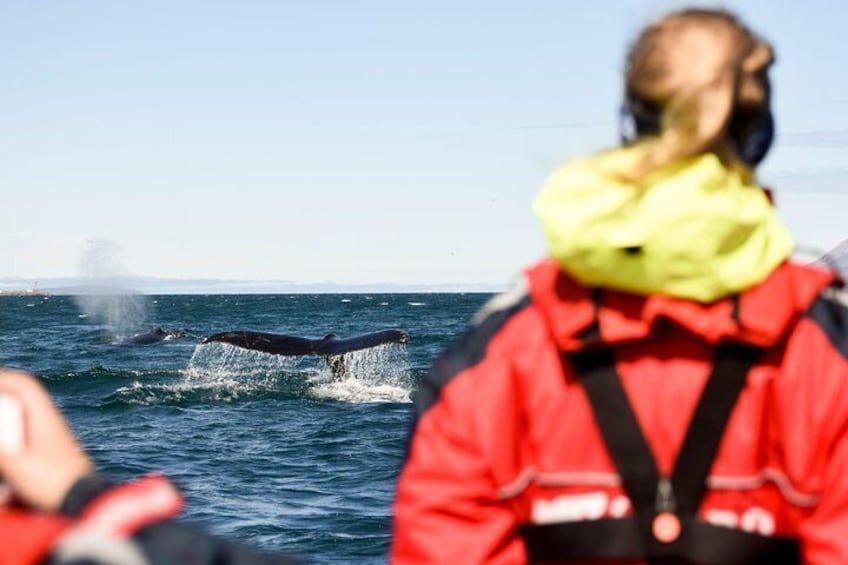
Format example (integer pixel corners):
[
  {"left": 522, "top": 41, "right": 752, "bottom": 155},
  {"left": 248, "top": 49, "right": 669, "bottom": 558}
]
[
  {"left": 568, "top": 343, "right": 760, "bottom": 558},
  {"left": 671, "top": 344, "right": 761, "bottom": 515},
  {"left": 570, "top": 348, "right": 659, "bottom": 538}
]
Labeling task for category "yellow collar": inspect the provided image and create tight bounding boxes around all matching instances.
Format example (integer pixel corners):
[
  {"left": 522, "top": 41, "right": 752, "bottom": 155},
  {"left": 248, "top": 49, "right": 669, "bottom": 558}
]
[{"left": 533, "top": 147, "right": 794, "bottom": 303}]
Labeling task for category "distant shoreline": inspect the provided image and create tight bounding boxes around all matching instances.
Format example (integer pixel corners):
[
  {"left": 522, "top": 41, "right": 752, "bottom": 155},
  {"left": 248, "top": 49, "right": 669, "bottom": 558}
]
[
  {"left": 0, "top": 289, "right": 499, "bottom": 297},
  {"left": 0, "top": 279, "right": 509, "bottom": 295},
  {"left": 0, "top": 287, "right": 501, "bottom": 296},
  {"left": 0, "top": 290, "right": 52, "bottom": 297}
]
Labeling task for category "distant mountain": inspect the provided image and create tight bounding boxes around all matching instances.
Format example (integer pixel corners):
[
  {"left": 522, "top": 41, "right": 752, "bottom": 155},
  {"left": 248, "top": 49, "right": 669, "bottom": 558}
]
[{"left": 0, "top": 276, "right": 505, "bottom": 295}]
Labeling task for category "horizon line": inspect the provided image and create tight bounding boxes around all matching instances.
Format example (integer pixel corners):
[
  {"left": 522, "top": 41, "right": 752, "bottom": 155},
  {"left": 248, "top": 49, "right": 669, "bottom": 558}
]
[{"left": 0, "top": 275, "right": 508, "bottom": 295}]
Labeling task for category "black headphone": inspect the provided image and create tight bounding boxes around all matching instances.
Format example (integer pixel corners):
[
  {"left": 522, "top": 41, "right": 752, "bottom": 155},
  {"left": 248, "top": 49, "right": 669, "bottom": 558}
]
[{"left": 619, "top": 91, "right": 774, "bottom": 166}]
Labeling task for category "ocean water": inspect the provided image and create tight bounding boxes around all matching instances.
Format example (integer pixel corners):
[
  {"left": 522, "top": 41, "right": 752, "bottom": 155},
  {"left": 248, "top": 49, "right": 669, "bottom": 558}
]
[{"left": 0, "top": 292, "right": 492, "bottom": 563}]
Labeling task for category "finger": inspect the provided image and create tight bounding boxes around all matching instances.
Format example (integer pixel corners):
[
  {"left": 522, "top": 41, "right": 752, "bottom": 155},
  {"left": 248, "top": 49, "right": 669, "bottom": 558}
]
[
  {"left": 0, "top": 393, "right": 24, "bottom": 455},
  {"left": 0, "top": 370, "right": 74, "bottom": 450}
]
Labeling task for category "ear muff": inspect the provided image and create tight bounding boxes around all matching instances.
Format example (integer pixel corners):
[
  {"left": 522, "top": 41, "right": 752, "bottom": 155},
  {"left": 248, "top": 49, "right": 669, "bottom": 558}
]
[
  {"left": 619, "top": 93, "right": 661, "bottom": 144},
  {"left": 731, "top": 106, "right": 774, "bottom": 166},
  {"left": 619, "top": 94, "right": 774, "bottom": 166}
]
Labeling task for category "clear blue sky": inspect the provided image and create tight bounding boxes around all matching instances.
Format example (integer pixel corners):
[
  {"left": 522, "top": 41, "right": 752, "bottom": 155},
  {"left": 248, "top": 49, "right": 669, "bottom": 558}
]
[{"left": 2, "top": 1, "right": 847, "bottom": 287}]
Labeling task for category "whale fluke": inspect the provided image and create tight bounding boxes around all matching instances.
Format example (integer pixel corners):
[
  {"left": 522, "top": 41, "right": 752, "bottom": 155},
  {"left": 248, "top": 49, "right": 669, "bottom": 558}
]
[{"left": 199, "top": 329, "right": 409, "bottom": 357}]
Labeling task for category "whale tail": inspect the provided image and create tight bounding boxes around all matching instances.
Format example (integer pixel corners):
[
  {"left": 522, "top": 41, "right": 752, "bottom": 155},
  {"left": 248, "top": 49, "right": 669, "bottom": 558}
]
[
  {"left": 200, "top": 329, "right": 408, "bottom": 357},
  {"left": 199, "top": 329, "right": 409, "bottom": 381}
]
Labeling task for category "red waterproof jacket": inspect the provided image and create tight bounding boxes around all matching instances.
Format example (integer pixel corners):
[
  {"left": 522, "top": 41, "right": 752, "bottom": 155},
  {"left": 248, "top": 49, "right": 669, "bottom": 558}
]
[{"left": 393, "top": 258, "right": 848, "bottom": 564}]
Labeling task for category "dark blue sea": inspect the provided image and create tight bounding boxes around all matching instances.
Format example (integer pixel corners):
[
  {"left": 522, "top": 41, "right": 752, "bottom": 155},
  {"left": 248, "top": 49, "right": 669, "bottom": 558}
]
[{"left": 0, "top": 292, "right": 492, "bottom": 563}]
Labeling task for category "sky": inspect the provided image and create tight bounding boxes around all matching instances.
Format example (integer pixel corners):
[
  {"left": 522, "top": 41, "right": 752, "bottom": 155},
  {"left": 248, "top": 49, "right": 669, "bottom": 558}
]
[{"left": 2, "top": 1, "right": 848, "bottom": 289}]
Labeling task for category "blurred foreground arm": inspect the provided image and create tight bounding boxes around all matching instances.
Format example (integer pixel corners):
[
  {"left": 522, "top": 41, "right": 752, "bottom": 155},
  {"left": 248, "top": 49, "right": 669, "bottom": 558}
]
[{"left": 0, "top": 370, "right": 296, "bottom": 564}]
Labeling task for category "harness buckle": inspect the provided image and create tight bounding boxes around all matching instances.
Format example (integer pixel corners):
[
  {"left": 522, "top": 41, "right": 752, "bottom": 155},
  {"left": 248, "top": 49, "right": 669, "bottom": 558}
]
[{"left": 652, "top": 478, "right": 681, "bottom": 543}]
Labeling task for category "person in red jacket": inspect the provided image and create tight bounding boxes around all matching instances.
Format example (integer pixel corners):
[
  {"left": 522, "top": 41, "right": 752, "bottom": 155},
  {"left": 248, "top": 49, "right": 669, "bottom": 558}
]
[{"left": 393, "top": 8, "right": 848, "bottom": 564}]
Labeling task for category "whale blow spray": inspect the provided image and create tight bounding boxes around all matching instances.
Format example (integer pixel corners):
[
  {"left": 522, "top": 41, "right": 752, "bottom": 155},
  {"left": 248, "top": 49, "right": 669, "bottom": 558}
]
[{"left": 73, "top": 239, "right": 152, "bottom": 340}]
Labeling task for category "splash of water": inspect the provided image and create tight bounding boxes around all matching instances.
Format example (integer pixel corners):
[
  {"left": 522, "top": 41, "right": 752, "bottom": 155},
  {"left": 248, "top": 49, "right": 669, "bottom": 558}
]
[
  {"left": 182, "top": 342, "right": 413, "bottom": 404},
  {"left": 186, "top": 343, "right": 313, "bottom": 379},
  {"left": 309, "top": 345, "right": 412, "bottom": 403},
  {"left": 73, "top": 239, "right": 151, "bottom": 339}
]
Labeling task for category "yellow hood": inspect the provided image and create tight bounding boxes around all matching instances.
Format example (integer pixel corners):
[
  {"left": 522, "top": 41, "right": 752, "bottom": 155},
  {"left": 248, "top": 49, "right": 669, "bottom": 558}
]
[{"left": 533, "top": 147, "right": 794, "bottom": 303}]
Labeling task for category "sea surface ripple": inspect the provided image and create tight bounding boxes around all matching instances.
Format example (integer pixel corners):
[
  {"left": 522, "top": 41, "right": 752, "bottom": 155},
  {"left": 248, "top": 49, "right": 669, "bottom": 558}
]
[{"left": 0, "top": 292, "right": 490, "bottom": 563}]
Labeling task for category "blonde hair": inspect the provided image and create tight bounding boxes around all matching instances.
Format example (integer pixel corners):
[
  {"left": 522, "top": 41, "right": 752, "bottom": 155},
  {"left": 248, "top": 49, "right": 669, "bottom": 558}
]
[{"left": 624, "top": 8, "right": 774, "bottom": 181}]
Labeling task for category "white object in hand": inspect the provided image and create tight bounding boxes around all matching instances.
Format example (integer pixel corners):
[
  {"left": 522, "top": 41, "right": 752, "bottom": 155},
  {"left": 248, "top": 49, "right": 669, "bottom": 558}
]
[{"left": 0, "top": 394, "right": 24, "bottom": 454}]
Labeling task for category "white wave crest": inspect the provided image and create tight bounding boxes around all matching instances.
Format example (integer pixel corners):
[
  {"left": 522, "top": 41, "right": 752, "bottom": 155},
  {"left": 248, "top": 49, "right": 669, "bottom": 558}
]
[{"left": 179, "top": 342, "right": 413, "bottom": 404}]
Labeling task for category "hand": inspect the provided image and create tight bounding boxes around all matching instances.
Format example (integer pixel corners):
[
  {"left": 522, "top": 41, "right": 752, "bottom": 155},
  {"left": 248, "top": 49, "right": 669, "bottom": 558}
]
[{"left": 0, "top": 370, "right": 93, "bottom": 512}]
